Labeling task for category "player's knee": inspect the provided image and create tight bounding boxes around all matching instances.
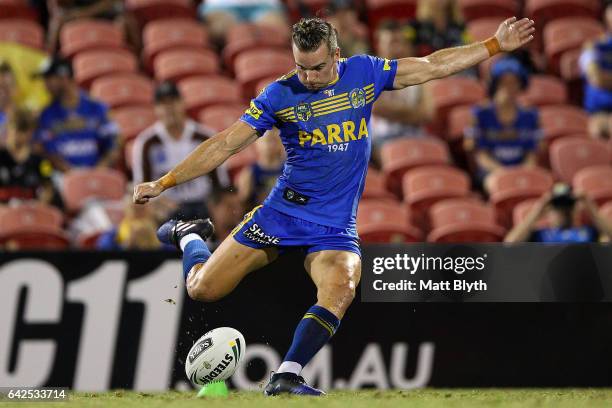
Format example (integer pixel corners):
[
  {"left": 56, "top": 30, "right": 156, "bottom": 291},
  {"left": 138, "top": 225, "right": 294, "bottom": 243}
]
[{"left": 187, "top": 281, "right": 224, "bottom": 302}]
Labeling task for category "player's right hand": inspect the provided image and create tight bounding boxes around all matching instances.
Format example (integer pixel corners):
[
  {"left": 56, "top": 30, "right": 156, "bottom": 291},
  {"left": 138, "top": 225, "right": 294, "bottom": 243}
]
[{"left": 133, "top": 181, "right": 164, "bottom": 204}]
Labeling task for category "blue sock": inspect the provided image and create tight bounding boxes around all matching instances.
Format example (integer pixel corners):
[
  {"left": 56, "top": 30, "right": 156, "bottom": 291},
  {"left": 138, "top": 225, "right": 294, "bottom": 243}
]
[
  {"left": 283, "top": 305, "right": 340, "bottom": 368},
  {"left": 182, "top": 240, "right": 211, "bottom": 282}
]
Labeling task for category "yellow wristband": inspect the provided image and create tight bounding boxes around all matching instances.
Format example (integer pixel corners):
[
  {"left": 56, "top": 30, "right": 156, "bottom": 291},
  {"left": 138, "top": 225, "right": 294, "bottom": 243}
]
[
  {"left": 483, "top": 37, "right": 501, "bottom": 57},
  {"left": 159, "top": 173, "right": 176, "bottom": 189}
]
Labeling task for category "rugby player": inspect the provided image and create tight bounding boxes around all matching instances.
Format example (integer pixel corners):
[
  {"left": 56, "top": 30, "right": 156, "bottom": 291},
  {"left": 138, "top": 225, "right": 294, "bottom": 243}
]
[{"left": 133, "top": 16, "right": 535, "bottom": 396}]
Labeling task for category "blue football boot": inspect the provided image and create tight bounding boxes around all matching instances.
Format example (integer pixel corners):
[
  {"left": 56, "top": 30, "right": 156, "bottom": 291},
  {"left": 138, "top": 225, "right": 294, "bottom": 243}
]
[
  {"left": 264, "top": 372, "right": 325, "bottom": 396},
  {"left": 156, "top": 218, "right": 214, "bottom": 249}
]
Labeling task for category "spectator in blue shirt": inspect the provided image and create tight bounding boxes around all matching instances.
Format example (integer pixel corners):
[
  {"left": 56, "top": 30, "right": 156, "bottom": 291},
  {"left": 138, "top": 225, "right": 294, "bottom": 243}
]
[
  {"left": 34, "top": 57, "right": 119, "bottom": 172},
  {"left": 464, "top": 57, "right": 541, "bottom": 192}
]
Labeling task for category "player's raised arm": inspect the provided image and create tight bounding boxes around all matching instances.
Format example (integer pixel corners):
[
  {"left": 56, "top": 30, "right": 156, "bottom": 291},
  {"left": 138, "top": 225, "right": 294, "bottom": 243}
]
[
  {"left": 133, "top": 120, "right": 258, "bottom": 204},
  {"left": 392, "top": 17, "right": 535, "bottom": 89}
]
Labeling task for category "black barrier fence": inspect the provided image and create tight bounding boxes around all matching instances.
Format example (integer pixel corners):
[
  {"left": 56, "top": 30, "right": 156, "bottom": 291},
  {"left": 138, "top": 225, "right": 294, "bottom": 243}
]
[{"left": 1, "top": 246, "right": 612, "bottom": 392}]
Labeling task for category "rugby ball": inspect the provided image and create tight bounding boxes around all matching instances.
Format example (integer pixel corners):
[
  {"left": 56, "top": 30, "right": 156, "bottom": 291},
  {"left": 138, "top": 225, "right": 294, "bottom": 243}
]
[{"left": 185, "top": 327, "right": 246, "bottom": 386}]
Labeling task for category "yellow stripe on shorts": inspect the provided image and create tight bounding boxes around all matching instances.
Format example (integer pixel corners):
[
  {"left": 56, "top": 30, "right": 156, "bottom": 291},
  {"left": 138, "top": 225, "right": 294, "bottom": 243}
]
[{"left": 230, "top": 205, "right": 262, "bottom": 237}]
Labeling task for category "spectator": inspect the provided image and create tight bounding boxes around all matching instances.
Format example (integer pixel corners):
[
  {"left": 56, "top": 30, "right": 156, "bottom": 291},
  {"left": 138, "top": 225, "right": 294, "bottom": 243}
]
[
  {"left": 132, "top": 81, "right": 230, "bottom": 220},
  {"left": 464, "top": 58, "right": 541, "bottom": 192},
  {"left": 207, "top": 187, "right": 245, "bottom": 242},
  {"left": 236, "top": 128, "right": 284, "bottom": 206},
  {"left": 370, "top": 20, "right": 434, "bottom": 164},
  {"left": 0, "top": 108, "right": 57, "bottom": 204},
  {"left": 34, "top": 56, "right": 119, "bottom": 172},
  {"left": 0, "top": 62, "right": 16, "bottom": 143},
  {"left": 505, "top": 184, "right": 612, "bottom": 243},
  {"left": 580, "top": 3, "right": 612, "bottom": 141},
  {"left": 326, "top": 0, "right": 370, "bottom": 57}
]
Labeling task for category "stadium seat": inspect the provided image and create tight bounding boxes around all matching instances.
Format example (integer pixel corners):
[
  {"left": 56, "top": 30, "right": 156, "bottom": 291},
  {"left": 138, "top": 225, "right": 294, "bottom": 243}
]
[
  {"left": 526, "top": 0, "right": 600, "bottom": 29},
  {"left": 225, "top": 144, "right": 257, "bottom": 183},
  {"left": 365, "top": 0, "right": 417, "bottom": 30},
  {"left": 0, "top": 19, "right": 43, "bottom": 49},
  {"left": 549, "top": 137, "right": 611, "bottom": 184},
  {"left": 0, "top": 225, "right": 70, "bottom": 249},
  {"left": 286, "top": 0, "right": 331, "bottom": 22},
  {"left": 234, "top": 49, "right": 295, "bottom": 98},
  {"left": 73, "top": 49, "right": 138, "bottom": 89},
  {"left": 380, "top": 138, "right": 451, "bottom": 196},
  {"left": 466, "top": 17, "right": 505, "bottom": 42},
  {"left": 223, "top": 23, "right": 290, "bottom": 70},
  {"left": 512, "top": 198, "right": 553, "bottom": 228},
  {"left": 124, "top": 138, "right": 136, "bottom": 170},
  {"left": 112, "top": 105, "right": 157, "bottom": 140},
  {"left": 198, "top": 104, "right": 246, "bottom": 132},
  {"left": 559, "top": 48, "right": 584, "bottom": 106},
  {"left": 63, "top": 168, "right": 127, "bottom": 212},
  {"left": 600, "top": 201, "right": 612, "bottom": 223},
  {"left": 518, "top": 75, "right": 568, "bottom": 107},
  {"left": 0, "top": 0, "right": 38, "bottom": 21},
  {"left": 90, "top": 74, "right": 154, "bottom": 109},
  {"left": 60, "top": 19, "right": 125, "bottom": 57},
  {"left": 539, "top": 105, "right": 588, "bottom": 143},
  {"left": 0, "top": 203, "right": 63, "bottom": 231},
  {"left": 427, "top": 199, "right": 505, "bottom": 242},
  {"left": 362, "top": 169, "right": 397, "bottom": 202},
  {"left": 125, "top": 0, "right": 195, "bottom": 25},
  {"left": 357, "top": 200, "right": 422, "bottom": 243},
  {"left": 573, "top": 165, "right": 612, "bottom": 206},
  {"left": 429, "top": 77, "right": 485, "bottom": 134},
  {"left": 178, "top": 76, "right": 243, "bottom": 119},
  {"left": 487, "top": 166, "right": 554, "bottom": 227},
  {"left": 543, "top": 17, "right": 604, "bottom": 74},
  {"left": 458, "top": 0, "right": 517, "bottom": 22},
  {"left": 153, "top": 48, "right": 220, "bottom": 82},
  {"left": 142, "top": 18, "right": 209, "bottom": 71},
  {"left": 255, "top": 76, "right": 282, "bottom": 96},
  {"left": 448, "top": 105, "right": 472, "bottom": 142}
]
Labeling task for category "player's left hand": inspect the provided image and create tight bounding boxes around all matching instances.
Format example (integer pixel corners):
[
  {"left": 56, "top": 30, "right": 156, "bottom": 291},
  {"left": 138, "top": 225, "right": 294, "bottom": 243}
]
[{"left": 495, "top": 17, "right": 536, "bottom": 52}]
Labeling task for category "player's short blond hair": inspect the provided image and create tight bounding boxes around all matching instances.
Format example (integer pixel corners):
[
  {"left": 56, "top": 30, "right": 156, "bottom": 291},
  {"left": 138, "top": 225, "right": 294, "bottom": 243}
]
[{"left": 292, "top": 18, "right": 338, "bottom": 55}]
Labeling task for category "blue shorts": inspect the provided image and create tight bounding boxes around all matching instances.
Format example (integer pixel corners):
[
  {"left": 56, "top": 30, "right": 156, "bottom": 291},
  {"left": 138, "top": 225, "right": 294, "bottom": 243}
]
[{"left": 231, "top": 205, "right": 361, "bottom": 257}]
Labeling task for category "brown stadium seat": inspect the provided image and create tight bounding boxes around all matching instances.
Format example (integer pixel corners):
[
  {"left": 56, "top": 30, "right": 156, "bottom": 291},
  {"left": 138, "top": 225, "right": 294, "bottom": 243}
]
[
  {"left": 60, "top": 19, "right": 125, "bottom": 57},
  {"left": 512, "top": 198, "right": 554, "bottom": 228},
  {"left": 427, "top": 199, "right": 505, "bottom": 242},
  {"left": 381, "top": 138, "right": 451, "bottom": 196},
  {"left": 539, "top": 105, "right": 588, "bottom": 143},
  {"left": 448, "top": 105, "right": 472, "bottom": 142},
  {"left": 224, "top": 23, "right": 290, "bottom": 70},
  {"left": 234, "top": 49, "right": 295, "bottom": 98},
  {"left": 125, "top": 0, "right": 194, "bottom": 25},
  {"left": 518, "top": 75, "right": 568, "bottom": 107},
  {"left": 549, "top": 137, "right": 611, "bottom": 184},
  {"left": 90, "top": 74, "right": 154, "bottom": 109},
  {"left": 0, "top": 19, "right": 43, "bottom": 49},
  {"left": 459, "top": 0, "right": 517, "bottom": 22},
  {"left": 573, "top": 165, "right": 612, "bottom": 206},
  {"left": 0, "top": 0, "right": 38, "bottom": 21},
  {"left": 362, "top": 169, "right": 397, "bottom": 202},
  {"left": 142, "top": 18, "right": 209, "bottom": 71},
  {"left": 429, "top": 77, "right": 485, "bottom": 135},
  {"left": 225, "top": 144, "right": 257, "bottom": 183},
  {"left": 543, "top": 17, "right": 604, "bottom": 74},
  {"left": 357, "top": 200, "right": 422, "bottom": 243},
  {"left": 73, "top": 49, "right": 138, "bottom": 89},
  {"left": 365, "top": 0, "right": 417, "bottom": 30},
  {"left": 153, "top": 48, "right": 219, "bottom": 82},
  {"left": 178, "top": 76, "right": 243, "bottom": 119},
  {"left": 198, "top": 104, "right": 246, "bottom": 132},
  {"left": 0, "top": 203, "right": 68, "bottom": 249},
  {"left": 526, "top": 0, "right": 600, "bottom": 29},
  {"left": 487, "top": 167, "right": 554, "bottom": 227},
  {"left": 112, "top": 105, "right": 157, "bottom": 140},
  {"left": 62, "top": 168, "right": 127, "bottom": 212}
]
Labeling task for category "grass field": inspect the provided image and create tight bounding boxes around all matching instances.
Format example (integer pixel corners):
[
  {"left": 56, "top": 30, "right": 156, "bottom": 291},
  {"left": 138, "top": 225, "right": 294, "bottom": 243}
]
[{"left": 5, "top": 389, "right": 612, "bottom": 408}]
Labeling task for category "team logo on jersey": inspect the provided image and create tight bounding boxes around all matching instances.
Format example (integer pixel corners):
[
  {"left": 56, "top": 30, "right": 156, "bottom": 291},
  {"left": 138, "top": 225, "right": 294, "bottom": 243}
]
[
  {"left": 295, "top": 102, "right": 313, "bottom": 122},
  {"left": 246, "top": 101, "right": 263, "bottom": 120},
  {"left": 349, "top": 88, "right": 366, "bottom": 109}
]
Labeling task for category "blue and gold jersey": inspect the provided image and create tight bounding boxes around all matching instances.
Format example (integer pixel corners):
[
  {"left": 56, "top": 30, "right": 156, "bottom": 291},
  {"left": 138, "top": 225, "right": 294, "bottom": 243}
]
[{"left": 240, "top": 55, "right": 397, "bottom": 229}]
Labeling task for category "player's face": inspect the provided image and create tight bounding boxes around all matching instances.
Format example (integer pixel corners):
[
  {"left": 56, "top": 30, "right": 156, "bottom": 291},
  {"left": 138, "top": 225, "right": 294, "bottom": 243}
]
[{"left": 293, "top": 42, "right": 340, "bottom": 91}]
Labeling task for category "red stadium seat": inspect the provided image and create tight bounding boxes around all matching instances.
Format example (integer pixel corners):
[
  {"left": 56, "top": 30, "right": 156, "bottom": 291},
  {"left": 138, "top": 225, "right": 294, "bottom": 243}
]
[
  {"left": 0, "top": 203, "right": 63, "bottom": 231},
  {"left": 90, "top": 74, "right": 154, "bottom": 109},
  {"left": 459, "top": 0, "right": 517, "bottom": 22},
  {"left": 429, "top": 77, "right": 485, "bottom": 134},
  {"left": 60, "top": 19, "right": 125, "bottom": 57},
  {"left": 112, "top": 105, "right": 157, "bottom": 140},
  {"left": 255, "top": 76, "right": 282, "bottom": 96},
  {"left": 286, "top": 0, "right": 331, "bottom": 22},
  {"left": 234, "top": 49, "right": 295, "bottom": 98},
  {"left": 124, "top": 138, "right": 136, "bottom": 171},
  {"left": 125, "top": 0, "right": 195, "bottom": 25},
  {"left": 573, "top": 165, "right": 612, "bottom": 206},
  {"left": 0, "top": 19, "right": 43, "bottom": 49},
  {"left": 448, "top": 105, "right": 472, "bottom": 142},
  {"left": 362, "top": 169, "right": 397, "bottom": 202},
  {"left": 518, "top": 75, "right": 568, "bottom": 107},
  {"left": 154, "top": 48, "right": 219, "bottom": 82},
  {"left": 198, "top": 104, "right": 246, "bottom": 132},
  {"left": 381, "top": 138, "right": 451, "bottom": 196},
  {"left": 427, "top": 199, "right": 505, "bottom": 242},
  {"left": 63, "top": 168, "right": 127, "bottom": 212},
  {"left": 559, "top": 48, "right": 584, "bottom": 105},
  {"left": 178, "top": 76, "right": 243, "bottom": 119},
  {"left": 223, "top": 23, "right": 290, "bottom": 70},
  {"left": 357, "top": 200, "right": 422, "bottom": 243},
  {"left": 549, "top": 137, "right": 611, "bottom": 184},
  {"left": 0, "top": 0, "right": 38, "bottom": 21},
  {"left": 487, "top": 166, "right": 554, "bottom": 227},
  {"left": 0, "top": 225, "right": 70, "bottom": 249},
  {"left": 466, "top": 17, "right": 505, "bottom": 42},
  {"left": 526, "top": 0, "right": 600, "bottom": 29},
  {"left": 366, "top": 0, "right": 417, "bottom": 30},
  {"left": 73, "top": 49, "right": 138, "bottom": 89},
  {"left": 543, "top": 17, "right": 604, "bottom": 75},
  {"left": 225, "top": 144, "right": 257, "bottom": 183},
  {"left": 512, "top": 198, "right": 553, "bottom": 228},
  {"left": 142, "top": 18, "right": 209, "bottom": 71},
  {"left": 539, "top": 105, "right": 588, "bottom": 143},
  {"left": 600, "top": 201, "right": 612, "bottom": 222}
]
